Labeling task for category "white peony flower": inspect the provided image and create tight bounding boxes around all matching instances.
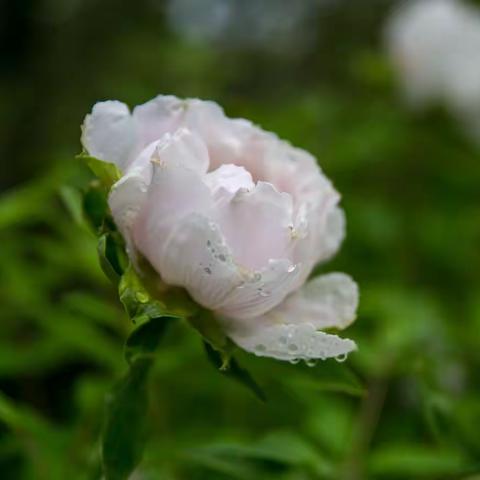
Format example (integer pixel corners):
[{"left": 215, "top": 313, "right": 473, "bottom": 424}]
[
  {"left": 81, "top": 95, "right": 358, "bottom": 362},
  {"left": 385, "top": 0, "right": 480, "bottom": 128}
]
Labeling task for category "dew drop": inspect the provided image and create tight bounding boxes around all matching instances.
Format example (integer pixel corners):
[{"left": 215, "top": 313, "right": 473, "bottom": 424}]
[
  {"left": 305, "top": 359, "right": 318, "bottom": 368},
  {"left": 253, "top": 272, "right": 262, "bottom": 282},
  {"left": 279, "top": 336, "right": 287, "bottom": 345},
  {"left": 204, "top": 267, "right": 212, "bottom": 274},
  {"left": 287, "top": 265, "right": 296, "bottom": 273},
  {"left": 206, "top": 240, "right": 212, "bottom": 247},
  {"left": 335, "top": 353, "right": 348, "bottom": 363},
  {"left": 289, "top": 358, "right": 300, "bottom": 365},
  {"left": 288, "top": 343, "right": 298, "bottom": 352},
  {"left": 218, "top": 254, "right": 226, "bottom": 262},
  {"left": 255, "top": 344, "right": 266, "bottom": 352}
]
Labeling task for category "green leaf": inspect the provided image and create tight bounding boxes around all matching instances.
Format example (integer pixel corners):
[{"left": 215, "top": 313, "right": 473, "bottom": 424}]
[
  {"left": 102, "top": 316, "right": 175, "bottom": 480},
  {"left": 125, "top": 316, "right": 174, "bottom": 365},
  {"left": 280, "top": 361, "right": 365, "bottom": 397},
  {"left": 58, "top": 185, "right": 85, "bottom": 227},
  {"left": 78, "top": 153, "right": 121, "bottom": 190},
  {"left": 119, "top": 264, "right": 167, "bottom": 321},
  {"left": 0, "top": 391, "right": 70, "bottom": 479},
  {"left": 83, "top": 181, "right": 109, "bottom": 232},
  {"left": 204, "top": 342, "right": 266, "bottom": 402},
  {"left": 184, "top": 431, "right": 333, "bottom": 478},
  {"left": 368, "top": 443, "right": 468, "bottom": 478},
  {"left": 102, "top": 357, "right": 151, "bottom": 480},
  {"left": 188, "top": 309, "right": 231, "bottom": 352},
  {"left": 98, "top": 233, "right": 127, "bottom": 284}
]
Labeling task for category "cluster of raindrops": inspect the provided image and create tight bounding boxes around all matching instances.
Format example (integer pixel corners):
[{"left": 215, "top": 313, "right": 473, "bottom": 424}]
[
  {"left": 251, "top": 323, "right": 352, "bottom": 366},
  {"left": 257, "top": 287, "right": 271, "bottom": 297},
  {"left": 200, "top": 236, "right": 233, "bottom": 275}
]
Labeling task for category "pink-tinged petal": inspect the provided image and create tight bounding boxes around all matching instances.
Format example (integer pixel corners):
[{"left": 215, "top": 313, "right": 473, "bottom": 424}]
[
  {"left": 81, "top": 101, "right": 137, "bottom": 170},
  {"left": 124, "top": 139, "right": 161, "bottom": 173},
  {"left": 183, "top": 99, "right": 253, "bottom": 168},
  {"left": 159, "top": 213, "right": 244, "bottom": 309},
  {"left": 316, "top": 206, "right": 346, "bottom": 263},
  {"left": 153, "top": 128, "right": 210, "bottom": 174},
  {"left": 109, "top": 134, "right": 195, "bottom": 249},
  {"left": 132, "top": 138, "right": 214, "bottom": 273},
  {"left": 204, "top": 164, "right": 254, "bottom": 197},
  {"left": 213, "top": 182, "right": 294, "bottom": 271},
  {"left": 108, "top": 141, "right": 162, "bottom": 264},
  {"left": 132, "top": 95, "right": 186, "bottom": 147},
  {"left": 217, "top": 259, "right": 301, "bottom": 320},
  {"left": 290, "top": 193, "right": 341, "bottom": 289},
  {"left": 267, "top": 272, "right": 359, "bottom": 330},
  {"left": 109, "top": 163, "right": 151, "bottom": 249},
  {"left": 222, "top": 272, "right": 358, "bottom": 361},
  {"left": 227, "top": 322, "right": 356, "bottom": 362}
]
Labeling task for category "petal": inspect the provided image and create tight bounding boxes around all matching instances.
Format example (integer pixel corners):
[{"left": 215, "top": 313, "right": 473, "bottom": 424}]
[
  {"left": 204, "top": 164, "right": 254, "bottom": 197},
  {"left": 290, "top": 195, "right": 342, "bottom": 289},
  {"left": 108, "top": 162, "right": 152, "bottom": 253},
  {"left": 227, "top": 322, "right": 357, "bottom": 362},
  {"left": 316, "top": 206, "right": 346, "bottom": 263},
  {"left": 81, "top": 101, "right": 137, "bottom": 170},
  {"left": 108, "top": 139, "right": 168, "bottom": 249},
  {"left": 213, "top": 182, "right": 294, "bottom": 271},
  {"left": 153, "top": 127, "right": 210, "bottom": 174},
  {"left": 217, "top": 259, "right": 301, "bottom": 320},
  {"left": 183, "top": 99, "right": 253, "bottom": 168},
  {"left": 159, "top": 213, "right": 244, "bottom": 309},
  {"left": 270, "top": 272, "right": 359, "bottom": 330},
  {"left": 132, "top": 138, "right": 213, "bottom": 272},
  {"left": 222, "top": 272, "right": 358, "bottom": 361},
  {"left": 132, "top": 95, "right": 186, "bottom": 148}
]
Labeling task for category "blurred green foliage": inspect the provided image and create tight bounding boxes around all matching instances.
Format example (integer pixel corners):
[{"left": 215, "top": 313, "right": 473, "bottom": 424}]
[{"left": 1, "top": 0, "right": 480, "bottom": 479}]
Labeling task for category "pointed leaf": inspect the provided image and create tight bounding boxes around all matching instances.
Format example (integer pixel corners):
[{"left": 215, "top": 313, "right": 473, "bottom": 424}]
[
  {"left": 204, "top": 342, "right": 266, "bottom": 402},
  {"left": 98, "top": 233, "right": 127, "bottom": 284},
  {"left": 102, "top": 357, "right": 151, "bottom": 480},
  {"left": 83, "top": 182, "right": 109, "bottom": 232},
  {"left": 102, "top": 316, "right": 175, "bottom": 480},
  {"left": 78, "top": 153, "right": 121, "bottom": 190},
  {"left": 119, "top": 265, "right": 167, "bottom": 321},
  {"left": 189, "top": 309, "right": 231, "bottom": 352},
  {"left": 125, "top": 316, "right": 175, "bottom": 365}
]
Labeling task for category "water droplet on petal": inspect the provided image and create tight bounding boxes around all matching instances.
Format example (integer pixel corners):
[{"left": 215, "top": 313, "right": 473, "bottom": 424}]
[
  {"left": 255, "top": 344, "right": 266, "bottom": 352},
  {"left": 305, "top": 359, "right": 318, "bottom": 367},
  {"left": 289, "top": 358, "right": 300, "bottom": 365},
  {"left": 218, "top": 254, "right": 226, "bottom": 262},
  {"left": 287, "top": 265, "right": 296, "bottom": 273},
  {"left": 279, "top": 336, "right": 287, "bottom": 345},
  {"left": 204, "top": 267, "right": 212, "bottom": 274},
  {"left": 335, "top": 353, "right": 348, "bottom": 363},
  {"left": 288, "top": 344, "right": 298, "bottom": 352}
]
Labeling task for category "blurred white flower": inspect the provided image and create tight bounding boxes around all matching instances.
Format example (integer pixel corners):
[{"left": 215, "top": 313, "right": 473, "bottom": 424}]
[
  {"left": 82, "top": 95, "right": 358, "bottom": 362},
  {"left": 385, "top": 0, "right": 480, "bottom": 136}
]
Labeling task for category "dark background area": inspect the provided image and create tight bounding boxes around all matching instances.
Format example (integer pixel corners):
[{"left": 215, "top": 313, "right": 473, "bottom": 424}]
[{"left": 1, "top": 1, "right": 480, "bottom": 479}]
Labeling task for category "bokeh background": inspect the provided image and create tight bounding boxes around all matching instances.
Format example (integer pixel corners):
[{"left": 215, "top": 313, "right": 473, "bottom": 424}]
[{"left": 1, "top": 0, "right": 480, "bottom": 479}]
